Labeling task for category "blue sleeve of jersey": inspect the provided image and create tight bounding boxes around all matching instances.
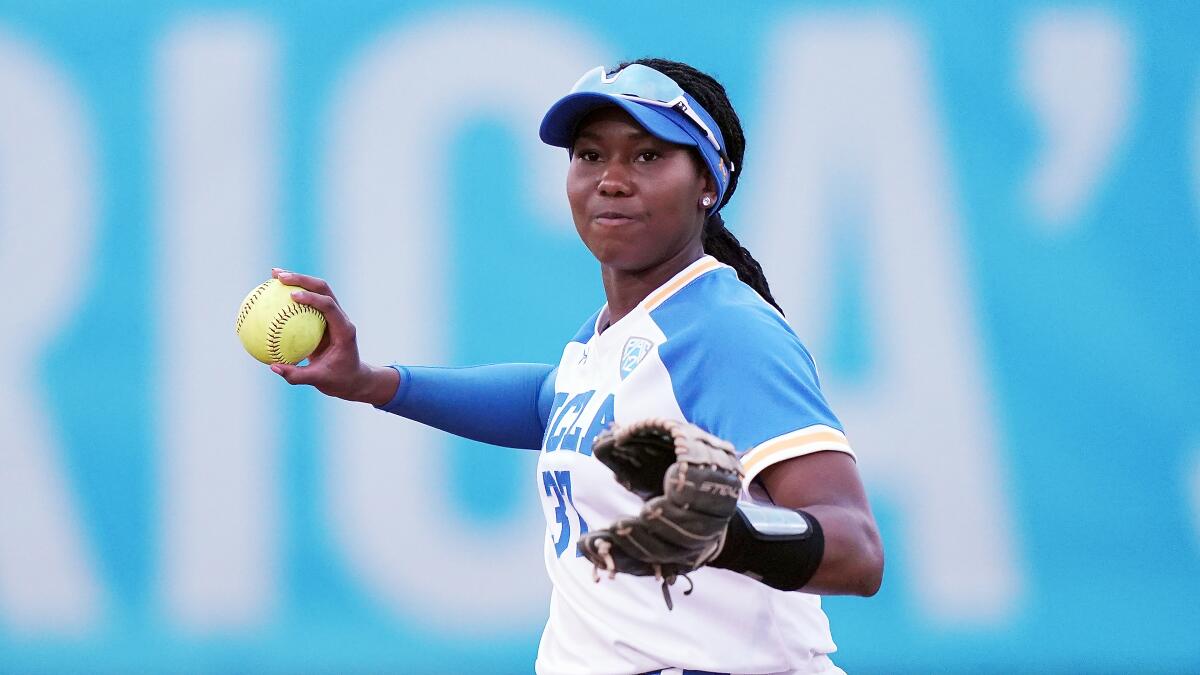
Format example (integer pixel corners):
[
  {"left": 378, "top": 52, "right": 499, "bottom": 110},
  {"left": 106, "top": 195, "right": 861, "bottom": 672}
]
[
  {"left": 652, "top": 275, "right": 843, "bottom": 455},
  {"left": 376, "top": 363, "right": 557, "bottom": 450}
]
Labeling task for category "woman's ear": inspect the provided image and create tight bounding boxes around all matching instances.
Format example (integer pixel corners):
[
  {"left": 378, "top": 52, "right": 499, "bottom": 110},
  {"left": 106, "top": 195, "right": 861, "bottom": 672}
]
[{"left": 700, "top": 172, "right": 718, "bottom": 208}]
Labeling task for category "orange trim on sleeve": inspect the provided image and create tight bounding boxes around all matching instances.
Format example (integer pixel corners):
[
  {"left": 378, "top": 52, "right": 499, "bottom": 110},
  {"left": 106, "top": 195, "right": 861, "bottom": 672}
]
[
  {"left": 641, "top": 258, "right": 723, "bottom": 311},
  {"left": 740, "top": 426, "right": 853, "bottom": 482}
]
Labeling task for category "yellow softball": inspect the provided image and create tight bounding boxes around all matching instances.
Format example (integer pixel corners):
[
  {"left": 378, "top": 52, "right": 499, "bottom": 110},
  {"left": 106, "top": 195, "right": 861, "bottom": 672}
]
[{"left": 235, "top": 278, "right": 327, "bottom": 365}]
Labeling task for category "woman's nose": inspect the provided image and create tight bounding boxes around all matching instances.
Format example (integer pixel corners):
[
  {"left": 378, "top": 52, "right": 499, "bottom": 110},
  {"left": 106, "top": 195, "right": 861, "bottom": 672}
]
[{"left": 597, "top": 163, "right": 632, "bottom": 197}]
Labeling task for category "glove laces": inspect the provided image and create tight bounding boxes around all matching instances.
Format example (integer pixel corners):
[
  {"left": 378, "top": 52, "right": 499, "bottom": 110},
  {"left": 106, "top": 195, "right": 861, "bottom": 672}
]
[
  {"left": 588, "top": 540, "right": 695, "bottom": 611},
  {"left": 657, "top": 568, "right": 695, "bottom": 611}
]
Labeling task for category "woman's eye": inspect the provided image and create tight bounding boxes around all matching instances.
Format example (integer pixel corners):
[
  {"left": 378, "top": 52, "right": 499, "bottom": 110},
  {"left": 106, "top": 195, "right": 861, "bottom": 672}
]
[
  {"left": 575, "top": 150, "right": 600, "bottom": 162},
  {"left": 636, "top": 151, "right": 660, "bottom": 162}
]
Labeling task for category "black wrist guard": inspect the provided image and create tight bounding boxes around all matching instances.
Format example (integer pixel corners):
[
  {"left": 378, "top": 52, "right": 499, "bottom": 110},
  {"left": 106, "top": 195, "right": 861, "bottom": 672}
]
[{"left": 709, "top": 502, "right": 825, "bottom": 591}]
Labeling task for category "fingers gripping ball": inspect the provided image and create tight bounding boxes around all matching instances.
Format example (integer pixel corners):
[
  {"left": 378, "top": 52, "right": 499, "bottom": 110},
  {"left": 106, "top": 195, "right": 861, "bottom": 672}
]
[
  {"left": 236, "top": 279, "right": 326, "bottom": 365},
  {"left": 578, "top": 418, "right": 744, "bottom": 609}
]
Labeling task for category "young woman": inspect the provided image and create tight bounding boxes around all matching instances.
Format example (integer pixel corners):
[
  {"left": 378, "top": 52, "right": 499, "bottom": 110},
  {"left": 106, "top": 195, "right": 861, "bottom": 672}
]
[{"left": 271, "top": 58, "right": 883, "bottom": 675}]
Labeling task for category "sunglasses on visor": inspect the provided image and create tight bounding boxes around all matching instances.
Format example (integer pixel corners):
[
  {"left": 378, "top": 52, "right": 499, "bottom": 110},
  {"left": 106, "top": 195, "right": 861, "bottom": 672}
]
[{"left": 570, "top": 64, "right": 731, "bottom": 169}]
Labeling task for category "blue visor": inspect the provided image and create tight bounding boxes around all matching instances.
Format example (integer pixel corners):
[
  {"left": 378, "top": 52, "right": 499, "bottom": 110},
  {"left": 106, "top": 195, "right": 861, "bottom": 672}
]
[{"left": 539, "top": 64, "right": 732, "bottom": 214}]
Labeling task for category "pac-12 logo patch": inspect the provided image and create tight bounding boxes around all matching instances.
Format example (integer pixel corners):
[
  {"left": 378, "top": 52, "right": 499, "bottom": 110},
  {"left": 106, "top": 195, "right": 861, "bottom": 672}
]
[{"left": 620, "top": 337, "right": 653, "bottom": 379}]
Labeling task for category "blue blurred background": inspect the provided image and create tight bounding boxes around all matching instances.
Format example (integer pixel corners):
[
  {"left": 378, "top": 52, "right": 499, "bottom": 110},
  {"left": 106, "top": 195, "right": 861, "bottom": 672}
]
[{"left": 1, "top": 1, "right": 1198, "bottom": 672}]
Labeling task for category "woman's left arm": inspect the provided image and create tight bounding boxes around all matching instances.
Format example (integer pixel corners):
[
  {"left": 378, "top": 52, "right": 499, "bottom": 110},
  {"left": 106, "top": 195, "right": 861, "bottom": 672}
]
[{"left": 757, "top": 451, "right": 884, "bottom": 596}]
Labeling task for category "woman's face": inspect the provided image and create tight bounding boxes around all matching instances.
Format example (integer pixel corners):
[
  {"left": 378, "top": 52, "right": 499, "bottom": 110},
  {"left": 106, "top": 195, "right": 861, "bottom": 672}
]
[{"left": 567, "top": 107, "right": 713, "bottom": 273}]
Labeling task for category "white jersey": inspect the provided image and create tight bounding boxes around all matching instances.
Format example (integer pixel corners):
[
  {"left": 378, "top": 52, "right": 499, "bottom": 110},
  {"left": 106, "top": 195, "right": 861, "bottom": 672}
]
[{"left": 534, "top": 256, "right": 855, "bottom": 675}]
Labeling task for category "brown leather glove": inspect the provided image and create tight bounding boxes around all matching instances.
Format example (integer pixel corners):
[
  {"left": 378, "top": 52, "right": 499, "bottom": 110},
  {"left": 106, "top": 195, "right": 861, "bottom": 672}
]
[{"left": 578, "top": 419, "right": 743, "bottom": 609}]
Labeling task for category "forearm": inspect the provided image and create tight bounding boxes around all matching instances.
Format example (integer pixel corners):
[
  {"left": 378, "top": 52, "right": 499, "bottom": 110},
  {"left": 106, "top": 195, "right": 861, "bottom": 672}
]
[
  {"left": 378, "top": 363, "right": 556, "bottom": 450},
  {"left": 796, "top": 504, "right": 883, "bottom": 596},
  {"left": 723, "top": 452, "right": 883, "bottom": 596},
  {"left": 710, "top": 501, "right": 882, "bottom": 596}
]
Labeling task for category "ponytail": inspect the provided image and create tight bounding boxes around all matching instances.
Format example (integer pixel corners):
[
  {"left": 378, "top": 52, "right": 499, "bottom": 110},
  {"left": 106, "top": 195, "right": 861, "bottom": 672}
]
[{"left": 702, "top": 212, "right": 784, "bottom": 315}]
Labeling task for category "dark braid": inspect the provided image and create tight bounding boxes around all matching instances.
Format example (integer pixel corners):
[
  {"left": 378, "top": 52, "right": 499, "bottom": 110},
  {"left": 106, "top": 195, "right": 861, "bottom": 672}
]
[{"left": 617, "top": 58, "right": 784, "bottom": 315}]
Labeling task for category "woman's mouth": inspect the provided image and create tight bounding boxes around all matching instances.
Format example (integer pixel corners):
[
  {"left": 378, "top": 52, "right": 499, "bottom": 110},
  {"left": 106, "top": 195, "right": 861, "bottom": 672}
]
[{"left": 595, "top": 211, "right": 634, "bottom": 226}]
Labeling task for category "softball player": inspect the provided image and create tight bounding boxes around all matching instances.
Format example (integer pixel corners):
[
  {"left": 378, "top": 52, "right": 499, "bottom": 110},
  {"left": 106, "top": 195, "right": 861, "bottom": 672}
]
[{"left": 272, "top": 58, "right": 882, "bottom": 675}]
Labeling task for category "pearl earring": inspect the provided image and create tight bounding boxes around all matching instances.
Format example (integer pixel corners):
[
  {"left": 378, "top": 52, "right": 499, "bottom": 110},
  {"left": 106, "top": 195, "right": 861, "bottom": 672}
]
[{"left": 701, "top": 196, "right": 713, "bottom": 208}]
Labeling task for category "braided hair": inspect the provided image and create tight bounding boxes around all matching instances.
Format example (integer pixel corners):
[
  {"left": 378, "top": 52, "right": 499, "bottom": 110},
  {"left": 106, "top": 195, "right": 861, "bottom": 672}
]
[{"left": 617, "top": 58, "right": 784, "bottom": 315}]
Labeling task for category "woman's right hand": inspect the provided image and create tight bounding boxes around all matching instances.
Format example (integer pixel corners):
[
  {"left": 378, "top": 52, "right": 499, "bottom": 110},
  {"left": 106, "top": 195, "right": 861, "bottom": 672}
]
[{"left": 267, "top": 268, "right": 399, "bottom": 406}]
